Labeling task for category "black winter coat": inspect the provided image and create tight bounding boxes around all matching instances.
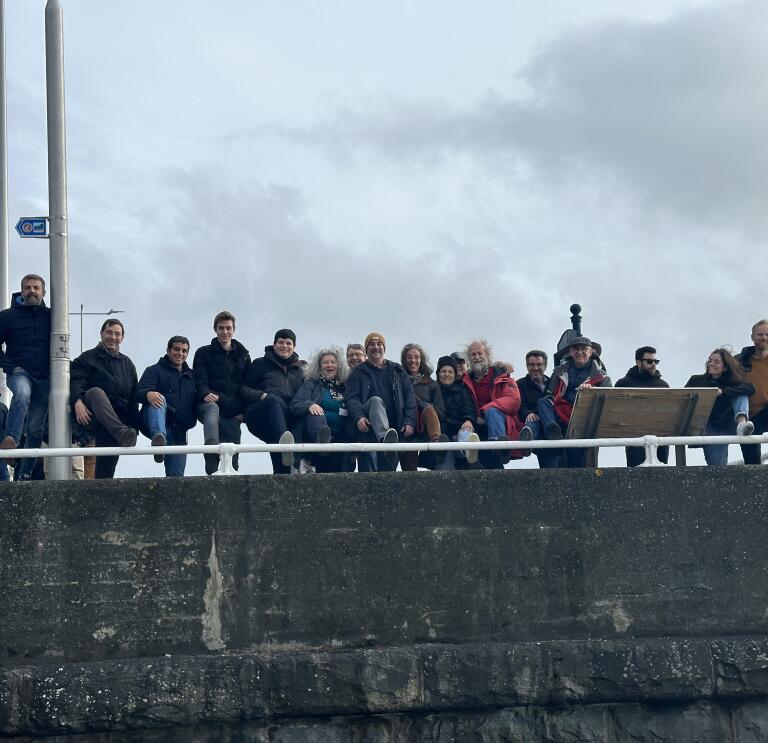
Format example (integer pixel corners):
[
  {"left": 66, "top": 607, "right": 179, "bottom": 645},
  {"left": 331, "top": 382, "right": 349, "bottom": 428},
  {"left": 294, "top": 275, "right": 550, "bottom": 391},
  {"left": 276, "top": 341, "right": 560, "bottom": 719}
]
[
  {"left": 736, "top": 346, "right": 758, "bottom": 372},
  {"left": 685, "top": 373, "right": 755, "bottom": 430},
  {"left": 192, "top": 338, "right": 251, "bottom": 418},
  {"left": 615, "top": 366, "right": 670, "bottom": 389},
  {"left": 0, "top": 298, "right": 51, "bottom": 379},
  {"left": 70, "top": 345, "right": 139, "bottom": 426},
  {"left": 136, "top": 356, "right": 197, "bottom": 437},
  {"left": 243, "top": 347, "right": 304, "bottom": 409},
  {"left": 345, "top": 360, "right": 417, "bottom": 432},
  {"left": 516, "top": 374, "right": 551, "bottom": 421},
  {"left": 439, "top": 381, "right": 476, "bottom": 439}
]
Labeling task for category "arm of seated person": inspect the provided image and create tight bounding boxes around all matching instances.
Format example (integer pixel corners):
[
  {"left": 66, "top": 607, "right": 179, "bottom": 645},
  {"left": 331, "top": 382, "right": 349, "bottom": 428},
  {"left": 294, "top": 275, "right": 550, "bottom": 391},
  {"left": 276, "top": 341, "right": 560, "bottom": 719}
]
[{"left": 74, "top": 398, "right": 92, "bottom": 425}]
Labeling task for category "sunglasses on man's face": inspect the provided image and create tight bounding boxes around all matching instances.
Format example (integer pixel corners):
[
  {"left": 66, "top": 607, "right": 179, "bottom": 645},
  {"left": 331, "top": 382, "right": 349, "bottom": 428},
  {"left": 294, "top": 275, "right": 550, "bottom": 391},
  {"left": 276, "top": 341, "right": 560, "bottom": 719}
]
[{"left": 641, "top": 358, "right": 660, "bottom": 365}]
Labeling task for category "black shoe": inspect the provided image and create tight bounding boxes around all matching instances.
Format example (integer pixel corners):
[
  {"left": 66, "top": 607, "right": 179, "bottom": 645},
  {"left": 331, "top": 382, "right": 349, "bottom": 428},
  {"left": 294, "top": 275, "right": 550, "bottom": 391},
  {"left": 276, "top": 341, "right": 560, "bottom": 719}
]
[
  {"left": 204, "top": 453, "right": 219, "bottom": 475},
  {"left": 317, "top": 425, "right": 332, "bottom": 455},
  {"left": 432, "top": 434, "right": 449, "bottom": 464},
  {"left": 519, "top": 426, "right": 533, "bottom": 456},
  {"left": 495, "top": 435, "right": 511, "bottom": 465},
  {"left": 118, "top": 427, "right": 138, "bottom": 448},
  {"left": 383, "top": 428, "right": 399, "bottom": 470},
  {"left": 151, "top": 433, "right": 166, "bottom": 463},
  {"left": 545, "top": 422, "right": 564, "bottom": 441}
]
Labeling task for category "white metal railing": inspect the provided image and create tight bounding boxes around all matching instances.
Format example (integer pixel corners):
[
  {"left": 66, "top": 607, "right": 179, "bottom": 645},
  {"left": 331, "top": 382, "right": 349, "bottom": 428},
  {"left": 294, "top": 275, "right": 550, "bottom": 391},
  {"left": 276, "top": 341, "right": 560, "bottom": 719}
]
[{"left": 0, "top": 433, "right": 766, "bottom": 476}]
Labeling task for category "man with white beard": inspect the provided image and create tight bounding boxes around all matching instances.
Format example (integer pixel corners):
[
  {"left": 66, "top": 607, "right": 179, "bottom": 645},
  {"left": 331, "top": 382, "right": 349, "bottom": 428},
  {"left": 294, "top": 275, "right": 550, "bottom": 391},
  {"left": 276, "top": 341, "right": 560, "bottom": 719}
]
[{"left": 461, "top": 339, "right": 522, "bottom": 469}]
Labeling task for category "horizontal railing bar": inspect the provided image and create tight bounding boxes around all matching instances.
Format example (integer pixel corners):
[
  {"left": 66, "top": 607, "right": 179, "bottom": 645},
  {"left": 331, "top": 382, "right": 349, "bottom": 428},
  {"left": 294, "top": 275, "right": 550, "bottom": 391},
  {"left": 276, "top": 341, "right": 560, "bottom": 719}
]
[{"left": 1, "top": 433, "right": 767, "bottom": 460}]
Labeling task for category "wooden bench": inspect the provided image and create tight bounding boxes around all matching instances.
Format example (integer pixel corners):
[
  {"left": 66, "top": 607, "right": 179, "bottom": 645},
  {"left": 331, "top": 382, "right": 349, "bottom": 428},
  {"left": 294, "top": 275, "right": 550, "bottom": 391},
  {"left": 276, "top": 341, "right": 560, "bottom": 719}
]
[{"left": 566, "top": 387, "right": 718, "bottom": 466}]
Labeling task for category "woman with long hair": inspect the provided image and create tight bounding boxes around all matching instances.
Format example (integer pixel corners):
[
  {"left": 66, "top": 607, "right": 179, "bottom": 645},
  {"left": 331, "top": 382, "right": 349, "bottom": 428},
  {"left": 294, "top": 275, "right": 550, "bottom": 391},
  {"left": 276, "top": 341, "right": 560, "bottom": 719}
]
[
  {"left": 685, "top": 348, "right": 755, "bottom": 466},
  {"left": 400, "top": 343, "right": 448, "bottom": 471},
  {"left": 290, "top": 346, "right": 349, "bottom": 473}
]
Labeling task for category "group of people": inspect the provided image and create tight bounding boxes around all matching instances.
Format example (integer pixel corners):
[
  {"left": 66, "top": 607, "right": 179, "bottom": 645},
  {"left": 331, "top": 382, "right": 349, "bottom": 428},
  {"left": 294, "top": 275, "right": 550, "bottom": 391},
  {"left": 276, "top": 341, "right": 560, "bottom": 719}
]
[{"left": 1, "top": 273, "right": 768, "bottom": 480}]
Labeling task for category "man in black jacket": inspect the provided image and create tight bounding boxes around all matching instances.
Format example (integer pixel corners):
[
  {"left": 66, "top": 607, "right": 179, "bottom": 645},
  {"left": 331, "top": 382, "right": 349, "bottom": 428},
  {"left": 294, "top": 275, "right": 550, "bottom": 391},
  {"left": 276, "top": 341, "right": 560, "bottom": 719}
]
[
  {"left": 0, "top": 274, "right": 51, "bottom": 480},
  {"left": 345, "top": 332, "right": 416, "bottom": 471},
  {"left": 137, "top": 336, "right": 197, "bottom": 477},
  {"left": 70, "top": 318, "right": 139, "bottom": 479},
  {"left": 243, "top": 328, "right": 304, "bottom": 474},
  {"left": 615, "top": 346, "right": 670, "bottom": 466},
  {"left": 517, "top": 349, "right": 552, "bottom": 467},
  {"left": 193, "top": 311, "right": 251, "bottom": 475}
]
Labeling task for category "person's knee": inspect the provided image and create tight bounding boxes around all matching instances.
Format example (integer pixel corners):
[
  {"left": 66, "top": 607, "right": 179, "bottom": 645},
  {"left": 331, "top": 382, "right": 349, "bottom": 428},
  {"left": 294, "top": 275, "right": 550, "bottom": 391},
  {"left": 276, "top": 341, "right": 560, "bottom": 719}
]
[
  {"left": 263, "top": 395, "right": 283, "bottom": 412},
  {"left": 8, "top": 374, "right": 32, "bottom": 403},
  {"left": 367, "top": 396, "right": 385, "bottom": 410},
  {"left": 84, "top": 387, "right": 109, "bottom": 404},
  {"left": 199, "top": 401, "right": 219, "bottom": 422},
  {"left": 537, "top": 397, "right": 554, "bottom": 413}
]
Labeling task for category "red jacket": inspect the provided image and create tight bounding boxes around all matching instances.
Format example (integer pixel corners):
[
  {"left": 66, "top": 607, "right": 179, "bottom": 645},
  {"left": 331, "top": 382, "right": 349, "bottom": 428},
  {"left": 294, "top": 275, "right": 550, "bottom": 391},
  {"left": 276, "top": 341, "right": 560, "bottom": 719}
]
[
  {"left": 463, "top": 366, "right": 523, "bottom": 456},
  {"left": 549, "top": 359, "right": 610, "bottom": 425}
]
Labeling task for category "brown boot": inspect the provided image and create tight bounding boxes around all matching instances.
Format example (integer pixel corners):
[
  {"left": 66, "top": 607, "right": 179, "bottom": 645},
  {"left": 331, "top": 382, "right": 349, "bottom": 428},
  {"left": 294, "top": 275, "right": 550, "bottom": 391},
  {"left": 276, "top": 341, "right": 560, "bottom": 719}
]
[
  {"left": 83, "top": 441, "right": 97, "bottom": 479},
  {"left": 1, "top": 435, "right": 18, "bottom": 469}
]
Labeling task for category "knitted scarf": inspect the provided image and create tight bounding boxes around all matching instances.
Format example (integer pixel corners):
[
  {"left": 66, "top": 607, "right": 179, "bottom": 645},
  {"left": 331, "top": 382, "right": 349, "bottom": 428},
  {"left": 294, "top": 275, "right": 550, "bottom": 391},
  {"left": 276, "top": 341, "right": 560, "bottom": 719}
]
[{"left": 98, "top": 340, "right": 120, "bottom": 358}]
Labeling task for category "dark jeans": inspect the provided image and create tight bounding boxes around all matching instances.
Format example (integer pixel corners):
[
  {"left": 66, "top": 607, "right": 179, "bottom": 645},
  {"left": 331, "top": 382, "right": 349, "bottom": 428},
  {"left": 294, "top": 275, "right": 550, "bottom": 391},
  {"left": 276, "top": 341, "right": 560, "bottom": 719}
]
[
  {"left": 353, "top": 452, "right": 378, "bottom": 472},
  {"left": 741, "top": 406, "right": 768, "bottom": 464},
  {"left": 303, "top": 413, "right": 347, "bottom": 473},
  {"left": 537, "top": 397, "right": 587, "bottom": 469},
  {"left": 246, "top": 396, "right": 295, "bottom": 474}
]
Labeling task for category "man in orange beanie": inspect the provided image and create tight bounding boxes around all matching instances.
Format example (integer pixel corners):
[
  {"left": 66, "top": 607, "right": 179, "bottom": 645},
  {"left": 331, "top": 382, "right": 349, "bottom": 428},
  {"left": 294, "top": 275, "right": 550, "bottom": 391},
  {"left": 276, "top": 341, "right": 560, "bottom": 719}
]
[{"left": 345, "top": 332, "right": 416, "bottom": 471}]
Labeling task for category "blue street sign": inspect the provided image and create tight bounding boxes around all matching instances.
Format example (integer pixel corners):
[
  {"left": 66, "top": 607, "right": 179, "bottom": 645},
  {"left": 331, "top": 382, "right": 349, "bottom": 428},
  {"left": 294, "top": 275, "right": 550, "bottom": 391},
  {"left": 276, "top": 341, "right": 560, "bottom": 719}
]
[{"left": 15, "top": 217, "right": 49, "bottom": 238}]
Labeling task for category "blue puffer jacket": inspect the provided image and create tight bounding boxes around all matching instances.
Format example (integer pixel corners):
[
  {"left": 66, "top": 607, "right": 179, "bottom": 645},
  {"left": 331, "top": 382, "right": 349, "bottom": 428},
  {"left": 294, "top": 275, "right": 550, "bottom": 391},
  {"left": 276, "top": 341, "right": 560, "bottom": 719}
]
[
  {"left": 0, "top": 294, "right": 51, "bottom": 379},
  {"left": 136, "top": 355, "right": 197, "bottom": 438}
]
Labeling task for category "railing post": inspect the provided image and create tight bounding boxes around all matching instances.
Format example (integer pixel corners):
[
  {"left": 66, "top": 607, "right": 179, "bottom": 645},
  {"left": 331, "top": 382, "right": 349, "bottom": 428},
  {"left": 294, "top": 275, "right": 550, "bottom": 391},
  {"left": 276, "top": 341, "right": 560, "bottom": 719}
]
[
  {"left": 638, "top": 435, "right": 662, "bottom": 467},
  {"left": 215, "top": 443, "right": 237, "bottom": 476}
]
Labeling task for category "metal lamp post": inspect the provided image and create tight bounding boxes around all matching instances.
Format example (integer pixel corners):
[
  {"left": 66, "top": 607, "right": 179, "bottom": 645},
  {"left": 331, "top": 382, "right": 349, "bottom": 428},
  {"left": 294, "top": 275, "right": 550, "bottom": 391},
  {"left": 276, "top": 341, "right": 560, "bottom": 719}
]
[{"left": 45, "top": 0, "right": 71, "bottom": 480}]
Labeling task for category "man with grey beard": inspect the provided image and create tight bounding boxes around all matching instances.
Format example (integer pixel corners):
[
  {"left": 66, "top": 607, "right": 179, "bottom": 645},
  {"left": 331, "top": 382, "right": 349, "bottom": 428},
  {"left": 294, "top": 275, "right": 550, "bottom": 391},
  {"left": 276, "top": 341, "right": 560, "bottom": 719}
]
[
  {"left": 0, "top": 274, "right": 51, "bottom": 480},
  {"left": 461, "top": 339, "right": 522, "bottom": 469}
]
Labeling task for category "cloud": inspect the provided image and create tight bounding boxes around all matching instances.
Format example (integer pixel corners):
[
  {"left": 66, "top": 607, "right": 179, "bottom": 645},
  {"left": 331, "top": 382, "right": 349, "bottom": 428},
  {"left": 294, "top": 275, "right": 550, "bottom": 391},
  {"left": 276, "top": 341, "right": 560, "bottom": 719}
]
[
  {"left": 253, "top": 1, "right": 768, "bottom": 237},
  {"left": 65, "top": 163, "right": 536, "bottom": 369}
]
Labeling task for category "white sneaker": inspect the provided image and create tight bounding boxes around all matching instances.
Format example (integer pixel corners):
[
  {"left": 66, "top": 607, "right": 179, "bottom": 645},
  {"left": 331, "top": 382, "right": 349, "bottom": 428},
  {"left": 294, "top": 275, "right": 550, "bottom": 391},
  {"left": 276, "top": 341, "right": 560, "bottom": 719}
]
[
  {"left": 298, "top": 458, "right": 316, "bottom": 474},
  {"left": 737, "top": 420, "right": 755, "bottom": 436},
  {"left": 465, "top": 432, "right": 480, "bottom": 464},
  {"left": 279, "top": 430, "right": 295, "bottom": 467}
]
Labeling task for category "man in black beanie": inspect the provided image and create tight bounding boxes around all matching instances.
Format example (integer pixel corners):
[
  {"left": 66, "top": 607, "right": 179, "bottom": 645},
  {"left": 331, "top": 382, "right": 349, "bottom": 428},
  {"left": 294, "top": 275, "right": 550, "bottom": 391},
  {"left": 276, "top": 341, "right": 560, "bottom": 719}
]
[{"left": 243, "top": 329, "right": 304, "bottom": 474}]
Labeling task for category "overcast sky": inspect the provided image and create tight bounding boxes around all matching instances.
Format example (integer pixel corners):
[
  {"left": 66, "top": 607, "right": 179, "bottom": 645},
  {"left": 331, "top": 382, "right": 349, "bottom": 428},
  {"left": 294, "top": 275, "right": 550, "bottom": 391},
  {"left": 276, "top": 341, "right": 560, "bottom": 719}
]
[{"left": 4, "top": 0, "right": 763, "bottom": 474}]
